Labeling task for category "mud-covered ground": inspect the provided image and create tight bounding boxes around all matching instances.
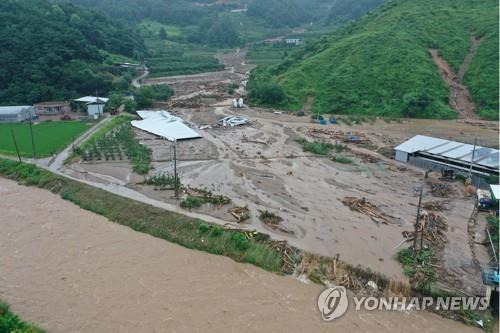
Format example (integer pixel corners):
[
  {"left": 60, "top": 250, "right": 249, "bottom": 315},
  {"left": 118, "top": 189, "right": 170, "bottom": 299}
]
[{"left": 65, "top": 49, "right": 497, "bottom": 293}]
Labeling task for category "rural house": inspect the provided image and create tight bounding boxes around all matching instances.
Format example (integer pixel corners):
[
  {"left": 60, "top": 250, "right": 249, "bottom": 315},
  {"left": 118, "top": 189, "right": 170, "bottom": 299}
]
[
  {"left": 285, "top": 38, "right": 302, "bottom": 46},
  {"left": 75, "top": 96, "right": 109, "bottom": 119},
  {"left": 33, "top": 101, "right": 71, "bottom": 115}
]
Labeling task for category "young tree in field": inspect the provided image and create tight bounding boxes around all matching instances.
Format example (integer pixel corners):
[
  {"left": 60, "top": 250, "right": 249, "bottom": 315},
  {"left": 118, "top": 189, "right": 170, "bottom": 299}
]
[{"left": 159, "top": 27, "right": 168, "bottom": 40}]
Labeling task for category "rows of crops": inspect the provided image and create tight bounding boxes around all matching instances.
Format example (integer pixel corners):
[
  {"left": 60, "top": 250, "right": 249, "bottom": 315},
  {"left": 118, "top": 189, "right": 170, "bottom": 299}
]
[{"left": 80, "top": 123, "right": 152, "bottom": 174}]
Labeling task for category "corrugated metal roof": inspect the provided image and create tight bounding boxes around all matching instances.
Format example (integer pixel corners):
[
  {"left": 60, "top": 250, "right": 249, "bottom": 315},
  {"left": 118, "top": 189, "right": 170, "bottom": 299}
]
[
  {"left": 131, "top": 110, "right": 201, "bottom": 141},
  {"left": 74, "top": 96, "right": 109, "bottom": 103},
  {"left": 395, "top": 135, "right": 499, "bottom": 169},
  {"left": 0, "top": 106, "right": 32, "bottom": 115},
  {"left": 491, "top": 184, "right": 500, "bottom": 200}
]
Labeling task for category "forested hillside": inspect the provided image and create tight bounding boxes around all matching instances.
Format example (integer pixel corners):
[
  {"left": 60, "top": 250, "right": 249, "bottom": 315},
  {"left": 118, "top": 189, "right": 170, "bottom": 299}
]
[
  {"left": 248, "top": 0, "right": 499, "bottom": 119},
  {"left": 0, "top": 0, "right": 144, "bottom": 105}
]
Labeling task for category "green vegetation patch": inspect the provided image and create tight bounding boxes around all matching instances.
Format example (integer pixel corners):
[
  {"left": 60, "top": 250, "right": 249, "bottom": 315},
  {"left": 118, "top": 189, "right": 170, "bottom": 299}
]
[
  {"left": 0, "top": 121, "right": 90, "bottom": 158},
  {"left": 0, "top": 159, "right": 282, "bottom": 272},
  {"left": 295, "top": 138, "right": 333, "bottom": 155},
  {"left": 0, "top": 300, "right": 45, "bottom": 333},
  {"left": 332, "top": 156, "right": 353, "bottom": 164},
  {"left": 249, "top": 0, "right": 498, "bottom": 119},
  {"left": 396, "top": 248, "right": 436, "bottom": 289}
]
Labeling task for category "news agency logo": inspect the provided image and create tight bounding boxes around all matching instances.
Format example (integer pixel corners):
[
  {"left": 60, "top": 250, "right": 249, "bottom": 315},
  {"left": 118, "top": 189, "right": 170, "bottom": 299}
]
[
  {"left": 317, "top": 286, "right": 349, "bottom": 321},
  {"left": 318, "top": 286, "right": 490, "bottom": 321}
]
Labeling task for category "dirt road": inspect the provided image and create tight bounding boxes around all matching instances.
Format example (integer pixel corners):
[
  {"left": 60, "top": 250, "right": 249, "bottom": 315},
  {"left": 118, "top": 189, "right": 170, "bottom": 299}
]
[{"left": 0, "top": 178, "right": 480, "bottom": 333}]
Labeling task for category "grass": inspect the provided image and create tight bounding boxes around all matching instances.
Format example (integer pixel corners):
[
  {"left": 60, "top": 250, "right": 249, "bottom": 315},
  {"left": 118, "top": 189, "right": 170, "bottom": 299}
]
[
  {"left": 0, "top": 158, "right": 282, "bottom": 272},
  {"left": 295, "top": 138, "right": 333, "bottom": 155},
  {"left": 249, "top": 0, "right": 498, "bottom": 119},
  {"left": 0, "top": 121, "right": 90, "bottom": 158},
  {"left": 0, "top": 300, "right": 45, "bottom": 333},
  {"left": 332, "top": 156, "right": 353, "bottom": 164}
]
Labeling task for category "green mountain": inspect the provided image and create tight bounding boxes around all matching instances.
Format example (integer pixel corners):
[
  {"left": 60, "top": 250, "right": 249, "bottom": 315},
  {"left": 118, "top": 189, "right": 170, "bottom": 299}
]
[
  {"left": 248, "top": 0, "right": 499, "bottom": 119},
  {"left": 0, "top": 0, "right": 144, "bottom": 105}
]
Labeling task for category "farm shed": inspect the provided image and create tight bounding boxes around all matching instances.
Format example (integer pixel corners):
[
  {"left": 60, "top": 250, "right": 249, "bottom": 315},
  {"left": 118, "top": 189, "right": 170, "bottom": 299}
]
[
  {"left": 395, "top": 135, "right": 499, "bottom": 178},
  {"left": 0, "top": 106, "right": 36, "bottom": 123},
  {"left": 75, "top": 96, "right": 109, "bottom": 119},
  {"left": 131, "top": 110, "right": 201, "bottom": 142}
]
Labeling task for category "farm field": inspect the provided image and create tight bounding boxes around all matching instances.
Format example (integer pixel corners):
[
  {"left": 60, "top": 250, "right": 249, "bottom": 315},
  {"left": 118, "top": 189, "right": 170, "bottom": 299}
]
[{"left": 0, "top": 121, "right": 91, "bottom": 158}]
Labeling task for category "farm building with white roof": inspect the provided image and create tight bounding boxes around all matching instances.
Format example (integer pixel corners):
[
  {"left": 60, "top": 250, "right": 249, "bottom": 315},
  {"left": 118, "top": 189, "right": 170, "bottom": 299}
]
[
  {"left": 394, "top": 135, "right": 499, "bottom": 180},
  {"left": 0, "top": 106, "right": 36, "bottom": 123}
]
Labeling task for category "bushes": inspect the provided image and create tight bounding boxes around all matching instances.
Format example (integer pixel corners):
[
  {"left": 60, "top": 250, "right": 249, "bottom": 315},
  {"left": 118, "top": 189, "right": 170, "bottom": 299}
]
[
  {"left": 295, "top": 138, "right": 333, "bottom": 155},
  {"left": 0, "top": 300, "right": 44, "bottom": 333},
  {"left": 477, "top": 109, "right": 498, "bottom": 121},
  {"left": 180, "top": 196, "right": 204, "bottom": 209},
  {"left": 248, "top": 81, "right": 287, "bottom": 106},
  {"left": 134, "top": 85, "right": 174, "bottom": 108},
  {"left": 332, "top": 156, "right": 353, "bottom": 164},
  {"left": 396, "top": 248, "right": 436, "bottom": 288}
]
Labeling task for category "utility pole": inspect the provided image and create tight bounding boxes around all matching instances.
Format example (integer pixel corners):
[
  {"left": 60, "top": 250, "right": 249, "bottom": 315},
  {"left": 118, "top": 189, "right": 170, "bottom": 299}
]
[
  {"left": 10, "top": 129, "right": 22, "bottom": 163},
  {"left": 28, "top": 115, "right": 36, "bottom": 160},
  {"left": 469, "top": 137, "right": 477, "bottom": 185},
  {"left": 173, "top": 139, "right": 179, "bottom": 199},
  {"left": 413, "top": 170, "right": 430, "bottom": 252}
]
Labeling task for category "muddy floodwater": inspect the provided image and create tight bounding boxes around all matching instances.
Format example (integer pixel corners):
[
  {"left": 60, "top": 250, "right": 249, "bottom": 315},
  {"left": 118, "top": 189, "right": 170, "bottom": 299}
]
[{"left": 0, "top": 178, "right": 479, "bottom": 332}]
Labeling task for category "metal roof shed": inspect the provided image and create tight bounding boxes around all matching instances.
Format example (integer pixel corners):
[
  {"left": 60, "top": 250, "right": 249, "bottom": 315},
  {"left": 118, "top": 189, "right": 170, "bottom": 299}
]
[{"left": 131, "top": 110, "right": 201, "bottom": 141}]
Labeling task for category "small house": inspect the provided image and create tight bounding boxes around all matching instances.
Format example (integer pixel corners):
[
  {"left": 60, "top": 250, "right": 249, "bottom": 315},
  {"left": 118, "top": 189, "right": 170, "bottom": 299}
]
[
  {"left": 285, "top": 38, "right": 302, "bottom": 46},
  {"left": 33, "top": 101, "right": 71, "bottom": 115},
  {"left": 75, "top": 96, "right": 109, "bottom": 119}
]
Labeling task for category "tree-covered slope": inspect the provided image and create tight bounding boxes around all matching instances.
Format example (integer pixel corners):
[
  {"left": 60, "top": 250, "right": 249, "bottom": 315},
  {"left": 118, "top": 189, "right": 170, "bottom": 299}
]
[
  {"left": 249, "top": 0, "right": 498, "bottom": 119},
  {"left": 0, "top": 0, "right": 144, "bottom": 105}
]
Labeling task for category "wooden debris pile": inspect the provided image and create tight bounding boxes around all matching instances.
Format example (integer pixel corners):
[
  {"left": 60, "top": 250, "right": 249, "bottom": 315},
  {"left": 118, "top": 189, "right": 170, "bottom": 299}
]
[
  {"left": 307, "top": 128, "right": 371, "bottom": 144},
  {"left": 242, "top": 135, "right": 268, "bottom": 145},
  {"left": 259, "top": 210, "right": 294, "bottom": 234},
  {"left": 186, "top": 188, "right": 231, "bottom": 207},
  {"left": 402, "top": 212, "right": 448, "bottom": 247},
  {"left": 269, "top": 240, "right": 296, "bottom": 273},
  {"left": 429, "top": 181, "right": 454, "bottom": 197},
  {"left": 229, "top": 206, "right": 250, "bottom": 223},
  {"left": 422, "top": 200, "right": 449, "bottom": 211},
  {"left": 340, "top": 197, "right": 392, "bottom": 225}
]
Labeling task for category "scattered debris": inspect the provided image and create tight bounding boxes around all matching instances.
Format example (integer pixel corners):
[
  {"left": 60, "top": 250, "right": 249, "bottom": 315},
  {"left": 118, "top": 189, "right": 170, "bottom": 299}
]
[
  {"left": 242, "top": 135, "right": 268, "bottom": 145},
  {"left": 229, "top": 206, "right": 250, "bottom": 223},
  {"left": 422, "top": 200, "right": 450, "bottom": 211},
  {"left": 219, "top": 115, "right": 250, "bottom": 127},
  {"left": 308, "top": 128, "right": 371, "bottom": 144},
  {"left": 269, "top": 240, "right": 296, "bottom": 273},
  {"left": 429, "top": 181, "right": 455, "bottom": 197},
  {"left": 402, "top": 212, "right": 448, "bottom": 247},
  {"left": 352, "top": 151, "right": 380, "bottom": 163},
  {"left": 259, "top": 210, "right": 293, "bottom": 234},
  {"left": 184, "top": 188, "right": 231, "bottom": 208},
  {"left": 340, "top": 197, "right": 392, "bottom": 225}
]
